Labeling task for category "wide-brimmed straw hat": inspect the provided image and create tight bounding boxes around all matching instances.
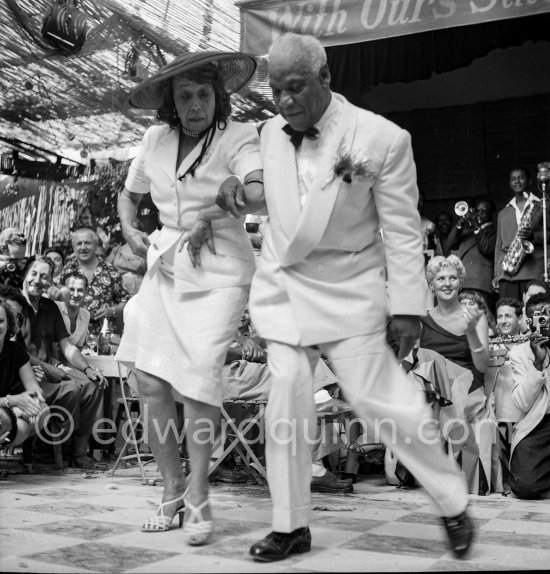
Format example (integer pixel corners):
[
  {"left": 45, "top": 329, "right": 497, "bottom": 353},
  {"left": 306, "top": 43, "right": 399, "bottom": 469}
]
[{"left": 126, "top": 51, "right": 257, "bottom": 110}]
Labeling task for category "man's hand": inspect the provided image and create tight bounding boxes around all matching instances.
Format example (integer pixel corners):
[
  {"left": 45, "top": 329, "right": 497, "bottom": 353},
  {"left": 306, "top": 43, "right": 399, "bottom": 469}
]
[
  {"left": 241, "top": 339, "right": 266, "bottom": 363},
  {"left": 215, "top": 176, "right": 246, "bottom": 218},
  {"left": 392, "top": 315, "right": 421, "bottom": 361},
  {"left": 86, "top": 369, "right": 109, "bottom": 390},
  {"left": 178, "top": 218, "right": 215, "bottom": 268},
  {"left": 249, "top": 235, "right": 263, "bottom": 249},
  {"left": 517, "top": 227, "right": 533, "bottom": 240},
  {"left": 529, "top": 332, "right": 549, "bottom": 371},
  {"left": 491, "top": 276, "right": 500, "bottom": 292},
  {"left": 94, "top": 306, "right": 116, "bottom": 321},
  {"left": 126, "top": 230, "right": 150, "bottom": 259}
]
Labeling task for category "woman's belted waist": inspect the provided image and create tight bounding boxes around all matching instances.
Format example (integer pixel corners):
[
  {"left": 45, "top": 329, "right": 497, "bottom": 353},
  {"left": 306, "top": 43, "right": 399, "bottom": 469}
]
[{"left": 146, "top": 222, "right": 255, "bottom": 293}]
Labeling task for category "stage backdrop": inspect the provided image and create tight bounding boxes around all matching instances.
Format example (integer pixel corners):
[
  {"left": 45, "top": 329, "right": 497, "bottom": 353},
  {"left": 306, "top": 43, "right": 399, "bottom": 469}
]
[{"left": 237, "top": 4, "right": 550, "bottom": 218}]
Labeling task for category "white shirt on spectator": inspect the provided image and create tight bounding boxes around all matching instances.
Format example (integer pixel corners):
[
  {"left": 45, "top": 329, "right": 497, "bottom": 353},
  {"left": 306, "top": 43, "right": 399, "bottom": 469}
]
[{"left": 55, "top": 301, "right": 90, "bottom": 348}]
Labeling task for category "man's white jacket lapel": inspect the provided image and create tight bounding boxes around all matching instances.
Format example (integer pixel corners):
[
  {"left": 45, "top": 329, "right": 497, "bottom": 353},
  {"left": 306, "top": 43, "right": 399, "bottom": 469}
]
[{"left": 260, "top": 95, "right": 360, "bottom": 267}]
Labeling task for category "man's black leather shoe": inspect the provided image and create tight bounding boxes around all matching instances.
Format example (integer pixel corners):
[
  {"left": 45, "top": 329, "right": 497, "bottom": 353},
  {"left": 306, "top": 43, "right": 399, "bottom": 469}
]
[
  {"left": 311, "top": 471, "right": 353, "bottom": 493},
  {"left": 442, "top": 509, "right": 475, "bottom": 559},
  {"left": 250, "top": 527, "right": 311, "bottom": 562}
]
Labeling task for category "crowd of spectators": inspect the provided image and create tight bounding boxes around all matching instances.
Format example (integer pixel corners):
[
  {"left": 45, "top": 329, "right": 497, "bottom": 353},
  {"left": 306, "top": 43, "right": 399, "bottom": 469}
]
[
  {"left": 420, "top": 166, "right": 549, "bottom": 314},
  {"left": 0, "top": 213, "right": 132, "bottom": 468},
  {"left": 1, "top": 167, "right": 549, "bottom": 501},
  {"left": 415, "top": 166, "right": 549, "bottom": 499}
]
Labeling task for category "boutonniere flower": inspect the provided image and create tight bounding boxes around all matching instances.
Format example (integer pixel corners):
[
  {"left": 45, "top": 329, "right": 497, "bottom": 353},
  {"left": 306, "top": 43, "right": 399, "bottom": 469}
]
[{"left": 331, "top": 144, "right": 377, "bottom": 184}]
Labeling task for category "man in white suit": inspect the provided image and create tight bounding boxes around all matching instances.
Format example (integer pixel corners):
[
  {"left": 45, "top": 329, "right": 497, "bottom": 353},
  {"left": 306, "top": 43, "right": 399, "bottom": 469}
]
[{"left": 215, "top": 33, "right": 473, "bottom": 562}]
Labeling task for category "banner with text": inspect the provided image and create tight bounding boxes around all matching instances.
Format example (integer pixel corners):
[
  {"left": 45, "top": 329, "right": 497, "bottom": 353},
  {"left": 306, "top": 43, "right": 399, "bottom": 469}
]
[{"left": 238, "top": 0, "right": 550, "bottom": 54}]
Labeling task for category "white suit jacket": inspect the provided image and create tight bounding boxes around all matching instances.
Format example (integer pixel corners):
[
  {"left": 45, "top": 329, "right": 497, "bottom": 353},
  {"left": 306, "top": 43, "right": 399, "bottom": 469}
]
[
  {"left": 249, "top": 94, "right": 426, "bottom": 346},
  {"left": 509, "top": 341, "right": 550, "bottom": 456},
  {"left": 126, "top": 121, "right": 261, "bottom": 293}
]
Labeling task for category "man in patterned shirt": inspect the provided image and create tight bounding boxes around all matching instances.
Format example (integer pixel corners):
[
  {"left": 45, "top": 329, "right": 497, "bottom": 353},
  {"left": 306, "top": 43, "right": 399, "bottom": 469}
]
[{"left": 61, "top": 228, "right": 129, "bottom": 336}]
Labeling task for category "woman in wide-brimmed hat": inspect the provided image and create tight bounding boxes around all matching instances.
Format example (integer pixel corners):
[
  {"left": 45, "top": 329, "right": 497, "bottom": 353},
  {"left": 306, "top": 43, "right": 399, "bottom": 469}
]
[{"left": 116, "top": 51, "right": 264, "bottom": 545}]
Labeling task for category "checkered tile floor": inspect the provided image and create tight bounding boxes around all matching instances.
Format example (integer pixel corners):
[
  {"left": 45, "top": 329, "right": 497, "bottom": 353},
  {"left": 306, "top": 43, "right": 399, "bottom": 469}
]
[{"left": 1, "top": 465, "right": 549, "bottom": 572}]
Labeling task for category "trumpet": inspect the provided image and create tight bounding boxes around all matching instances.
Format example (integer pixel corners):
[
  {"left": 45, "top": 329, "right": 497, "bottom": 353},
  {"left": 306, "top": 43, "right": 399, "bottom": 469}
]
[
  {"left": 454, "top": 201, "right": 469, "bottom": 217},
  {"left": 454, "top": 201, "right": 477, "bottom": 228}
]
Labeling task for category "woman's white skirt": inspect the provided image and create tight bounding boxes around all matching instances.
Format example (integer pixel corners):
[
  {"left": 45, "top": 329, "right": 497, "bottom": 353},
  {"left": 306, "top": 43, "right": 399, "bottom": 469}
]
[{"left": 116, "top": 266, "right": 249, "bottom": 408}]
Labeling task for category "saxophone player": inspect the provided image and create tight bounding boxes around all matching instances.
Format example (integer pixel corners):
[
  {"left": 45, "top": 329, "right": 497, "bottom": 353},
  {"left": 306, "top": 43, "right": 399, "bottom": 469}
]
[{"left": 493, "top": 167, "right": 549, "bottom": 300}]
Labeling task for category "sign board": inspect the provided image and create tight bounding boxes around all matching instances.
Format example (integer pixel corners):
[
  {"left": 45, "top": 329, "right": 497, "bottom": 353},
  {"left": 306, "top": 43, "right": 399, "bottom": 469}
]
[{"left": 238, "top": 0, "right": 550, "bottom": 55}]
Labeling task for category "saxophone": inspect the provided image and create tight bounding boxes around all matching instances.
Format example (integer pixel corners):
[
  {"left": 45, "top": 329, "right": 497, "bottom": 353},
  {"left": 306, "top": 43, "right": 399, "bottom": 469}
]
[{"left": 501, "top": 197, "right": 535, "bottom": 275}]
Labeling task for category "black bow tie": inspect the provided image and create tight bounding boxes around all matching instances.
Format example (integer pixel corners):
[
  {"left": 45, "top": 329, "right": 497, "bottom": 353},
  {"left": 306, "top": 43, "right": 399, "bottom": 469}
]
[{"left": 282, "top": 124, "right": 319, "bottom": 149}]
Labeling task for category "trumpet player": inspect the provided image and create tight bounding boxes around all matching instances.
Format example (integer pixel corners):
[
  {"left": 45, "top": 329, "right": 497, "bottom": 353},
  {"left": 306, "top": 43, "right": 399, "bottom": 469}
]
[
  {"left": 493, "top": 167, "right": 549, "bottom": 301},
  {"left": 452, "top": 198, "right": 497, "bottom": 311}
]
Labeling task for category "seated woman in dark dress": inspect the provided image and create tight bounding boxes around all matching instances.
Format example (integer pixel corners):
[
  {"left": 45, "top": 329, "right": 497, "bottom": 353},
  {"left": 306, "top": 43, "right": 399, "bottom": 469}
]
[
  {"left": 0, "top": 302, "right": 48, "bottom": 448},
  {"left": 420, "top": 255, "right": 499, "bottom": 495}
]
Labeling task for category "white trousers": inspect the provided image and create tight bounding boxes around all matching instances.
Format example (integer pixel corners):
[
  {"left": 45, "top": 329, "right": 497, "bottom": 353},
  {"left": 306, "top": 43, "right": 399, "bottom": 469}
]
[{"left": 265, "top": 330, "right": 469, "bottom": 532}]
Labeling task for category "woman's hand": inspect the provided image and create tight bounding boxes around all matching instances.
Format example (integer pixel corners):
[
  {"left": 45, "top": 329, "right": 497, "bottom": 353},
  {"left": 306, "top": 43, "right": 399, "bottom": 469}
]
[
  {"left": 27, "top": 388, "right": 45, "bottom": 404},
  {"left": 178, "top": 217, "right": 216, "bottom": 268},
  {"left": 119, "top": 189, "right": 148, "bottom": 257},
  {"left": 462, "top": 305, "right": 482, "bottom": 333},
  {"left": 32, "top": 365, "right": 46, "bottom": 384},
  {"left": 126, "top": 229, "right": 150, "bottom": 259},
  {"left": 9, "top": 392, "right": 44, "bottom": 419}
]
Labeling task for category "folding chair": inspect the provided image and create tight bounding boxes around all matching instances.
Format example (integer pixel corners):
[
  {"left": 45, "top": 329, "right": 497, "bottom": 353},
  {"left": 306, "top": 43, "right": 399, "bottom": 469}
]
[
  {"left": 210, "top": 400, "right": 364, "bottom": 486},
  {"left": 209, "top": 399, "right": 267, "bottom": 485},
  {"left": 111, "top": 364, "right": 154, "bottom": 480}
]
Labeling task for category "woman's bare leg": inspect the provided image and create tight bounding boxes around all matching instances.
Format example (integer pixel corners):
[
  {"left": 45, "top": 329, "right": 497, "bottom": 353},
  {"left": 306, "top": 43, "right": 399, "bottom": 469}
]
[
  {"left": 183, "top": 396, "right": 220, "bottom": 522},
  {"left": 136, "top": 369, "right": 187, "bottom": 516}
]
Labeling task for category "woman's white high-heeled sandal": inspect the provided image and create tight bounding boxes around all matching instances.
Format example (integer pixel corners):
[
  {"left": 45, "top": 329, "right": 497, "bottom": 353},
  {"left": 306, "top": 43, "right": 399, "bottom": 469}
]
[
  {"left": 182, "top": 497, "right": 213, "bottom": 545},
  {"left": 141, "top": 493, "right": 186, "bottom": 532}
]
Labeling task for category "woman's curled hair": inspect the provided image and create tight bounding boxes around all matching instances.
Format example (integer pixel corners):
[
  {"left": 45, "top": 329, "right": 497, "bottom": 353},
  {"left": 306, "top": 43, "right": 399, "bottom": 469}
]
[
  {"left": 0, "top": 302, "right": 17, "bottom": 341},
  {"left": 425, "top": 255, "right": 466, "bottom": 288},
  {"left": 157, "top": 64, "right": 232, "bottom": 130}
]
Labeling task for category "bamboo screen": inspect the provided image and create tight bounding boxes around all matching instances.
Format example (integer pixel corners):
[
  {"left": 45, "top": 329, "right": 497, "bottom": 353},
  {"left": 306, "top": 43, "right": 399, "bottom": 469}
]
[{"left": 0, "top": 182, "right": 86, "bottom": 255}]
